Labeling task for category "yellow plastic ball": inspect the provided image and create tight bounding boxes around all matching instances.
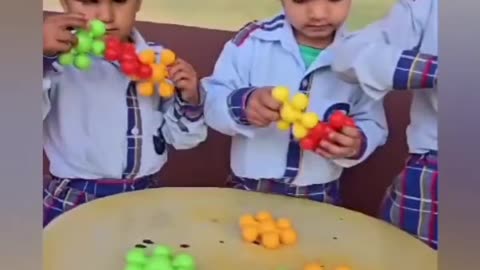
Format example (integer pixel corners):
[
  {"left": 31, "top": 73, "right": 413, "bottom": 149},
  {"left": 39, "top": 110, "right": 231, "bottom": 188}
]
[
  {"left": 271, "top": 86, "right": 290, "bottom": 103},
  {"left": 277, "top": 120, "right": 291, "bottom": 131},
  {"left": 301, "top": 112, "right": 319, "bottom": 129},
  {"left": 291, "top": 93, "right": 309, "bottom": 111},
  {"left": 160, "top": 49, "right": 176, "bottom": 66},
  {"left": 151, "top": 64, "right": 167, "bottom": 82},
  {"left": 138, "top": 49, "right": 156, "bottom": 64},
  {"left": 158, "top": 82, "right": 175, "bottom": 98},
  {"left": 280, "top": 103, "right": 299, "bottom": 123},
  {"left": 137, "top": 82, "right": 155, "bottom": 96},
  {"left": 292, "top": 123, "right": 308, "bottom": 139}
]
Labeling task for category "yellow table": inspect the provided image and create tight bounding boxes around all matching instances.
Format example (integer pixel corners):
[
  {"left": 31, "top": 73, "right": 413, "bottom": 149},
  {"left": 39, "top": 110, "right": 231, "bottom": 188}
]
[{"left": 43, "top": 188, "right": 437, "bottom": 270}]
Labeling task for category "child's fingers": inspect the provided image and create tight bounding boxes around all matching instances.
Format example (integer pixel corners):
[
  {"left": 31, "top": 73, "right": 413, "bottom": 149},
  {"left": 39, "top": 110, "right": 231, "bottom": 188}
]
[
  {"left": 319, "top": 140, "right": 352, "bottom": 157},
  {"left": 260, "top": 91, "right": 282, "bottom": 111},
  {"left": 169, "top": 70, "right": 190, "bottom": 84},
  {"left": 61, "top": 13, "right": 86, "bottom": 20},
  {"left": 250, "top": 117, "right": 270, "bottom": 127},
  {"left": 314, "top": 147, "right": 334, "bottom": 159},
  {"left": 58, "top": 15, "right": 88, "bottom": 30},
  {"left": 175, "top": 79, "right": 191, "bottom": 91},
  {"left": 56, "top": 31, "right": 77, "bottom": 44},
  {"left": 168, "top": 59, "right": 192, "bottom": 77},
  {"left": 328, "top": 131, "right": 356, "bottom": 147},
  {"left": 247, "top": 99, "right": 279, "bottom": 124},
  {"left": 341, "top": 126, "right": 361, "bottom": 138},
  {"left": 52, "top": 41, "right": 74, "bottom": 53},
  {"left": 168, "top": 64, "right": 187, "bottom": 79},
  {"left": 174, "top": 58, "right": 187, "bottom": 66},
  {"left": 246, "top": 108, "right": 272, "bottom": 127},
  {"left": 255, "top": 105, "right": 280, "bottom": 123}
]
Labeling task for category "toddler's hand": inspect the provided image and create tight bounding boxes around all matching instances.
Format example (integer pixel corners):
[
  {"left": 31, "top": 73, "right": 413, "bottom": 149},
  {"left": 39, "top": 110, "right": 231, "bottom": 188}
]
[
  {"left": 315, "top": 126, "right": 363, "bottom": 159},
  {"left": 168, "top": 59, "right": 200, "bottom": 104},
  {"left": 43, "top": 13, "right": 87, "bottom": 56},
  {"left": 245, "top": 87, "right": 282, "bottom": 127}
]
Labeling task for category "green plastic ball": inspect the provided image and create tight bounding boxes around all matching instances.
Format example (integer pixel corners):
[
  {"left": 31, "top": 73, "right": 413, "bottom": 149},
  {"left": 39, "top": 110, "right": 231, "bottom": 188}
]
[
  {"left": 124, "top": 264, "right": 143, "bottom": 270},
  {"left": 152, "top": 245, "right": 173, "bottom": 257},
  {"left": 58, "top": 53, "right": 75, "bottom": 66},
  {"left": 89, "top": 19, "right": 106, "bottom": 38},
  {"left": 125, "top": 248, "right": 148, "bottom": 265},
  {"left": 172, "top": 254, "right": 195, "bottom": 268},
  {"left": 76, "top": 30, "right": 91, "bottom": 39},
  {"left": 73, "top": 54, "right": 92, "bottom": 70},
  {"left": 176, "top": 267, "right": 195, "bottom": 270},
  {"left": 145, "top": 257, "right": 173, "bottom": 270},
  {"left": 75, "top": 33, "right": 93, "bottom": 53},
  {"left": 91, "top": 40, "right": 106, "bottom": 56},
  {"left": 145, "top": 264, "right": 174, "bottom": 270}
]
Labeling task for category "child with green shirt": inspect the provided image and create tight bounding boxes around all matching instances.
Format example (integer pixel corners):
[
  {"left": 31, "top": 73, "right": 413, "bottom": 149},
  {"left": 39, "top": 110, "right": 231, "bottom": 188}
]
[{"left": 200, "top": 0, "right": 387, "bottom": 204}]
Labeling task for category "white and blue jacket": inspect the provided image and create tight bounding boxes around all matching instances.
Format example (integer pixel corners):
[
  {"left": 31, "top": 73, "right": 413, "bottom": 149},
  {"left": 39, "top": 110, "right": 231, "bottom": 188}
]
[
  {"left": 201, "top": 14, "right": 388, "bottom": 186},
  {"left": 43, "top": 29, "right": 207, "bottom": 180}
]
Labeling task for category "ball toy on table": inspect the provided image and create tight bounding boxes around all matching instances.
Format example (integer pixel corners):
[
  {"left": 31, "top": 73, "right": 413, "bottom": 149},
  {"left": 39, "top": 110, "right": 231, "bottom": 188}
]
[
  {"left": 239, "top": 211, "right": 298, "bottom": 249},
  {"left": 103, "top": 36, "right": 177, "bottom": 98},
  {"left": 124, "top": 244, "right": 196, "bottom": 270},
  {"left": 302, "top": 262, "right": 352, "bottom": 270},
  {"left": 58, "top": 19, "right": 107, "bottom": 70}
]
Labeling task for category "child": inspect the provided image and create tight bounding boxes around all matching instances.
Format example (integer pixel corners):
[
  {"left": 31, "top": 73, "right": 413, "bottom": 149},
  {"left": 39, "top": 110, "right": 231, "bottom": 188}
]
[
  {"left": 42, "top": 0, "right": 207, "bottom": 226},
  {"left": 201, "top": 0, "right": 387, "bottom": 205},
  {"left": 331, "top": 0, "right": 438, "bottom": 248}
]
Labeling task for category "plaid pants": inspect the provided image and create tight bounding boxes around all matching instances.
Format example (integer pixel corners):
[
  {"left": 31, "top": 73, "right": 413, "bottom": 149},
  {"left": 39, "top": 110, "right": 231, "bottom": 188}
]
[
  {"left": 227, "top": 175, "right": 341, "bottom": 205},
  {"left": 43, "top": 175, "right": 155, "bottom": 227},
  {"left": 380, "top": 151, "right": 438, "bottom": 249}
]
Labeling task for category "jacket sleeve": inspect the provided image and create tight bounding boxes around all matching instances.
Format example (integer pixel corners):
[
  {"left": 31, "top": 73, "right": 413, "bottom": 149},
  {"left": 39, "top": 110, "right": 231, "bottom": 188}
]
[
  {"left": 43, "top": 55, "right": 60, "bottom": 120},
  {"left": 331, "top": 0, "right": 438, "bottom": 100},
  {"left": 160, "top": 88, "right": 208, "bottom": 150},
  {"left": 200, "top": 40, "right": 258, "bottom": 138},
  {"left": 333, "top": 91, "right": 388, "bottom": 168},
  {"left": 146, "top": 44, "right": 208, "bottom": 150}
]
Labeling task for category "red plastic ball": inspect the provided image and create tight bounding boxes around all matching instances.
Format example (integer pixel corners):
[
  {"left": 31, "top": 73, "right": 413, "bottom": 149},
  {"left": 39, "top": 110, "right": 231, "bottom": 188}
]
[
  {"left": 122, "top": 43, "right": 137, "bottom": 54},
  {"left": 121, "top": 51, "right": 138, "bottom": 63},
  {"left": 344, "top": 117, "right": 356, "bottom": 127},
  {"left": 329, "top": 111, "right": 348, "bottom": 131},
  {"left": 121, "top": 60, "right": 140, "bottom": 76},
  {"left": 137, "top": 64, "right": 153, "bottom": 79},
  {"left": 300, "top": 137, "right": 317, "bottom": 150},
  {"left": 310, "top": 122, "right": 327, "bottom": 141},
  {"left": 104, "top": 48, "right": 120, "bottom": 61},
  {"left": 105, "top": 37, "right": 121, "bottom": 49},
  {"left": 323, "top": 125, "right": 334, "bottom": 139}
]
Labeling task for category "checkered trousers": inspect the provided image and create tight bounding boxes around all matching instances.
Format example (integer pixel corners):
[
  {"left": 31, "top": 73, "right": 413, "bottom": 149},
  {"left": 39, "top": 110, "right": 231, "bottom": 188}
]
[
  {"left": 227, "top": 175, "right": 341, "bottom": 205},
  {"left": 380, "top": 151, "right": 438, "bottom": 249},
  {"left": 43, "top": 175, "right": 154, "bottom": 227}
]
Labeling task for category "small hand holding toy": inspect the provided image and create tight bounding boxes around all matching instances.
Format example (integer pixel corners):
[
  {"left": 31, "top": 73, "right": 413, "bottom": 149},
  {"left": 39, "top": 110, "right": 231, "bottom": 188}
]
[
  {"left": 300, "top": 111, "right": 356, "bottom": 151},
  {"left": 103, "top": 36, "right": 177, "bottom": 98},
  {"left": 57, "top": 19, "right": 177, "bottom": 98},
  {"left": 58, "top": 19, "right": 107, "bottom": 70},
  {"left": 315, "top": 115, "right": 363, "bottom": 159}
]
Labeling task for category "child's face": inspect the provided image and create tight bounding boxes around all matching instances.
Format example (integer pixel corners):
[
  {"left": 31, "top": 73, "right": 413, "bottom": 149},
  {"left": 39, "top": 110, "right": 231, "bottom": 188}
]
[
  {"left": 61, "top": 0, "right": 141, "bottom": 40},
  {"left": 282, "top": 0, "right": 351, "bottom": 46}
]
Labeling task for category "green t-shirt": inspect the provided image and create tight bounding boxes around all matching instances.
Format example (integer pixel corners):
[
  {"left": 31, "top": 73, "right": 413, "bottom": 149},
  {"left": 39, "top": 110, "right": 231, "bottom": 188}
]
[{"left": 299, "top": 45, "right": 322, "bottom": 68}]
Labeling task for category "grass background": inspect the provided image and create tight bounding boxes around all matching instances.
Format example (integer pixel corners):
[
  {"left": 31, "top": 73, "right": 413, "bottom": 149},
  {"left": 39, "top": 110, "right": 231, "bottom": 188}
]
[{"left": 43, "top": 0, "right": 395, "bottom": 31}]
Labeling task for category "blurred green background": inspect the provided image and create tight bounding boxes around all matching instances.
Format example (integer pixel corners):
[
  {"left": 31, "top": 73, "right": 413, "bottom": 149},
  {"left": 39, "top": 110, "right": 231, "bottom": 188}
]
[{"left": 43, "top": 0, "right": 395, "bottom": 31}]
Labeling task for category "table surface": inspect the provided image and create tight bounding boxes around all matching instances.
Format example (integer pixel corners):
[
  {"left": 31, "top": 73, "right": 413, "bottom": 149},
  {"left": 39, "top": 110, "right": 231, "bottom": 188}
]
[{"left": 43, "top": 188, "right": 437, "bottom": 270}]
